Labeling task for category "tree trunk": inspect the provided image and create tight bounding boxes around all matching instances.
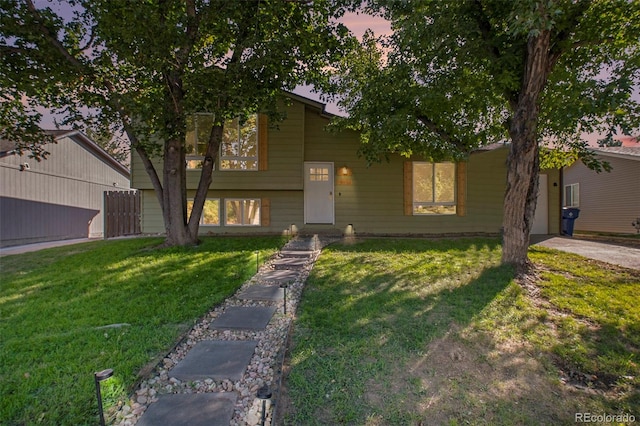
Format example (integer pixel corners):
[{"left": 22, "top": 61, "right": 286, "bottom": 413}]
[
  {"left": 163, "top": 136, "right": 194, "bottom": 246},
  {"left": 188, "top": 124, "right": 223, "bottom": 237},
  {"left": 501, "top": 30, "right": 552, "bottom": 270}
]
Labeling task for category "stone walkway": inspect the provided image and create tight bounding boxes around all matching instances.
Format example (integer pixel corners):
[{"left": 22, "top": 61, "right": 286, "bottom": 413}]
[{"left": 115, "top": 236, "right": 330, "bottom": 426}]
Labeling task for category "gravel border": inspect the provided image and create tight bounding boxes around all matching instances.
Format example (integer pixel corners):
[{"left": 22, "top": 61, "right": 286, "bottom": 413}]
[{"left": 113, "top": 236, "right": 336, "bottom": 426}]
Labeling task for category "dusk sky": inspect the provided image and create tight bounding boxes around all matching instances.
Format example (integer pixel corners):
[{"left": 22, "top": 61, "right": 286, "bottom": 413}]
[{"left": 31, "top": 4, "right": 637, "bottom": 146}]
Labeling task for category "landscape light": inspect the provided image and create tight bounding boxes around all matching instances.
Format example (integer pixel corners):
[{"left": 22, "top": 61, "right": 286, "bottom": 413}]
[
  {"left": 94, "top": 368, "right": 114, "bottom": 426},
  {"left": 257, "top": 385, "right": 272, "bottom": 426}
]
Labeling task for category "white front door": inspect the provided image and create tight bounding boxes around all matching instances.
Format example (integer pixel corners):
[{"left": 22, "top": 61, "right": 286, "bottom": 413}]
[
  {"left": 531, "top": 174, "right": 549, "bottom": 234},
  {"left": 304, "top": 162, "right": 334, "bottom": 224}
]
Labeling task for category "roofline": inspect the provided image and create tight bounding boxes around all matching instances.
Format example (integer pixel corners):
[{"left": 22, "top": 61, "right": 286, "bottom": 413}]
[
  {"left": 282, "top": 91, "right": 337, "bottom": 119},
  {"left": 46, "top": 130, "right": 130, "bottom": 178},
  {"left": 592, "top": 149, "right": 640, "bottom": 162}
]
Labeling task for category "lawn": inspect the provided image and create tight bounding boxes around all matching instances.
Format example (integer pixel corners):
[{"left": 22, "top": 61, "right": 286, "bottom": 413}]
[
  {"left": 279, "top": 238, "right": 640, "bottom": 425},
  {"left": 0, "top": 236, "right": 286, "bottom": 425}
]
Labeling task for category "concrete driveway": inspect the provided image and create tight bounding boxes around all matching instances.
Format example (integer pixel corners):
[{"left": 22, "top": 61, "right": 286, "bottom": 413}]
[
  {"left": 532, "top": 236, "right": 640, "bottom": 270},
  {"left": 0, "top": 238, "right": 93, "bottom": 257}
]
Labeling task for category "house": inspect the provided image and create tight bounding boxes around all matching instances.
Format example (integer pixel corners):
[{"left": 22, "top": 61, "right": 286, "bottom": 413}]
[
  {"left": 0, "top": 130, "right": 131, "bottom": 247},
  {"left": 132, "top": 93, "right": 560, "bottom": 237},
  {"left": 563, "top": 147, "right": 640, "bottom": 235}
]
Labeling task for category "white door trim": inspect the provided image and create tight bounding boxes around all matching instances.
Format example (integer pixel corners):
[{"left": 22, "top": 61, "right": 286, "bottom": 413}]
[{"left": 304, "top": 162, "right": 335, "bottom": 224}]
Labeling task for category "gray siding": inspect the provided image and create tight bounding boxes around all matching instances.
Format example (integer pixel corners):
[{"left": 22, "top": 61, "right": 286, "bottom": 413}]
[
  {"left": 564, "top": 156, "right": 640, "bottom": 234},
  {"left": 0, "top": 134, "right": 130, "bottom": 246}
]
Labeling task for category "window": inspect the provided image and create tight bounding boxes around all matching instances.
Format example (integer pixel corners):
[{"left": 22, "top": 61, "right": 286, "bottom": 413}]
[
  {"left": 309, "top": 167, "right": 330, "bottom": 181},
  {"left": 185, "top": 114, "right": 213, "bottom": 169},
  {"left": 220, "top": 115, "right": 258, "bottom": 170},
  {"left": 564, "top": 183, "right": 579, "bottom": 207},
  {"left": 225, "top": 199, "right": 261, "bottom": 226},
  {"left": 186, "top": 199, "right": 220, "bottom": 225},
  {"left": 412, "top": 162, "right": 457, "bottom": 215}
]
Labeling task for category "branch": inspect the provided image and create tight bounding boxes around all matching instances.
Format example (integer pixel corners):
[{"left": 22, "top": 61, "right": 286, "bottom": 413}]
[
  {"left": 548, "top": 0, "right": 594, "bottom": 70},
  {"left": 416, "top": 113, "right": 467, "bottom": 152},
  {"left": 0, "top": 45, "right": 30, "bottom": 55},
  {"left": 174, "top": 0, "right": 201, "bottom": 69},
  {"left": 471, "top": 0, "right": 502, "bottom": 61},
  {"left": 77, "top": 26, "right": 96, "bottom": 53},
  {"left": 24, "top": 0, "right": 86, "bottom": 71}
]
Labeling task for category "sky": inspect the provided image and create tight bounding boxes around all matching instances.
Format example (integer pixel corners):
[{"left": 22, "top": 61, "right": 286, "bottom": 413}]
[
  {"left": 293, "top": 11, "right": 391, "bottom": 116},
  {"left": 31, "top": 4, "right": 637, "bottom": 146}
]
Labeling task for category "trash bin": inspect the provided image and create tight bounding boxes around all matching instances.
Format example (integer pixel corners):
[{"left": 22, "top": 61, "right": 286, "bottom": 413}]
[{"left": 562, "top": 207, "right": 580, "bottom": 236}]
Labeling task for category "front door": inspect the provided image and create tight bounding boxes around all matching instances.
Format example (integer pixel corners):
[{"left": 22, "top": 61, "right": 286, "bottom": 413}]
[{"left": 304, "top": 162, "right": 334, "bottom": 224}]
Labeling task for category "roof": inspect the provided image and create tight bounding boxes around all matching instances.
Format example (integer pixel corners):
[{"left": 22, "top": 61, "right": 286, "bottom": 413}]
[
  {"left": 45, "top": 130, "right": 130, "bottom": 178},
  {"left": 592, "top": 146, "right": 640, "bottom": 161},
  {"left": 0, "top": 139, "right": 16, "bottom": 158},
  {"left": 1, "top": 130, "right": 129, "bottom": 178},
  {"left": 283, "top": 91, "right": 335, "bottom": 118}
]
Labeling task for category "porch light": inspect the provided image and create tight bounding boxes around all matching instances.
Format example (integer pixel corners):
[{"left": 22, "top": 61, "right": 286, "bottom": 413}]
[
  {"left": 338, "top": 165, "right": 352, "bottom": 176},
  {"left": 94, "top": 368, "right": 114, "bottom": 426}
]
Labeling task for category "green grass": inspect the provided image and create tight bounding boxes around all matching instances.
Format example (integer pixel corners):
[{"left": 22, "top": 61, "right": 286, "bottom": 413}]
[
  {"left": 529, "top": 247, "right": 640, "bottom": 385},
  {"left": 0, "top": 236, "right": 286, "bottom": 425},
  {"left": 282, "top": 238, "right": 640, "bottom": 425}
]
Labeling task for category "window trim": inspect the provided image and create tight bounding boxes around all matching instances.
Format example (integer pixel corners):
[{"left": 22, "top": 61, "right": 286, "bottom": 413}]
[
  {"left": 411, "top": 161, "right": 457, "bottom": 216},
  {"left": 187, "top": 198, "right": 221, "bottom": 226},
  {"left": 404, "top": 161, "right": 466, "bottom": 217},
  {"left": 564, "top": 183, "right": 579, "bottom": 207},
  {"left": 186, "top": 113, "right": 215, "bottom": 170},
  {"left": 219, "top": 115, "right": 260, "bottom": 171},
  {"left": 224, "top": 198, "right": 261, "bottom": 226}
]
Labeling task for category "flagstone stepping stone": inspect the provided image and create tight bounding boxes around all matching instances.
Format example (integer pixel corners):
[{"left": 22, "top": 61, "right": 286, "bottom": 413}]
[
  {"left": 210, "top": 306, "right": 276, "bottom": 330},
  {"left": 279, "top": 249, "right": 315, "bottom": 258},
  {"left": 272, "top": 257, "right": 308, "bottom": 269},
  {"left": 237, "top": 285, "right": 283, "bottom": 301},
  {"left": 258, "top": 269, "right": 299, "bottom": 283},
  {"left": 137, "top": 392, "right": 236, "bottom": 426},
  {"left": 286, "top": 240, "right": 318, "bottom": 251},
  {"left": 169, "top": 341, "right": 258, "bottom": 381}
]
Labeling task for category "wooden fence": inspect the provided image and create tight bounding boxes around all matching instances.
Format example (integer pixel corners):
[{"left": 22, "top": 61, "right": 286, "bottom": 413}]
[{"left": 104, "top": 190, "right": 141, "bottom": 238}]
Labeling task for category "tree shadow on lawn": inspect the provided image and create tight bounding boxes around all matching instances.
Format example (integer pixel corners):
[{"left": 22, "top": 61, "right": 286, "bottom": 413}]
[
  {"left": 283, "top": 239, "right": 531, "bottom": 425},
  {"left": 0, "top": 236, "right": 284, "bottom": 425}
]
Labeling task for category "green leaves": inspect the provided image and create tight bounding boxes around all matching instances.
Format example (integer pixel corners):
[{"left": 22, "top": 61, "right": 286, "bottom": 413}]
[{"left": 331, "top": 0, "right": 640, "bottom": 168}]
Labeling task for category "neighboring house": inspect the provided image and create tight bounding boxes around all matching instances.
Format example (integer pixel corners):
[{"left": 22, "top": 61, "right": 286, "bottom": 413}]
[
  {"left": 563, "top": 147, "right": 640, "bottom": 235},
  {"left": 132, "top": 93, "right": 560, "bottom": 237},
  {"left": 0, "top": 130, "right": 131, "bottom": 247}
]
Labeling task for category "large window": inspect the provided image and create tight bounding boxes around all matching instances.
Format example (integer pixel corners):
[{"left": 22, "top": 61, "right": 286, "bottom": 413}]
[
  {"left": 225, "top": 199, "right": 261, "bottom": 226},
  {"left": 185, "top": 114, "right": 213, "bottom": 169},
  {"left": 186, "top": 199, "right": 220, "bottom": 225},
  {"left": 220, "top": 115, "right": 258, "bottom": 170},
  {"left": 186, "top": 114, "right": 260, "bottom": 170},
  {"left": 412, "top": 162, "right": 456, "bottom": 215},
  {"left": 564, "top": 183, "right": 579, "bottom": 207}
]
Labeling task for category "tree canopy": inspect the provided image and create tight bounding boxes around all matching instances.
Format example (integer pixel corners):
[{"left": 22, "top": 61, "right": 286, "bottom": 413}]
[
  {"left": 1, "top": 0, "right": 349, "bottom": 245},
  {"left": 329, "top": 0, "right": 640, "bottom": 267}
]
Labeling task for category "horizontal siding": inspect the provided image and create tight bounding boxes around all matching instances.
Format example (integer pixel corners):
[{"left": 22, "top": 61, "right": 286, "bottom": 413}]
[
  {"left": 140, "top": 189, "right": 303, "bottom": 235},
  {"left": 136, "top": 101, "right": 561, "bottom": 237},
  {"left": 132, "top": 101, "right": 305, "bottom": 191},
  {"left": 305, "top": 111, "right": 512, "bottom": 235},
  {"left": 0, "top": 136, "right": 130, "bottom": 244},
  {"left": 565, "top": 157, "right": 640, "bottom": 234}
]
